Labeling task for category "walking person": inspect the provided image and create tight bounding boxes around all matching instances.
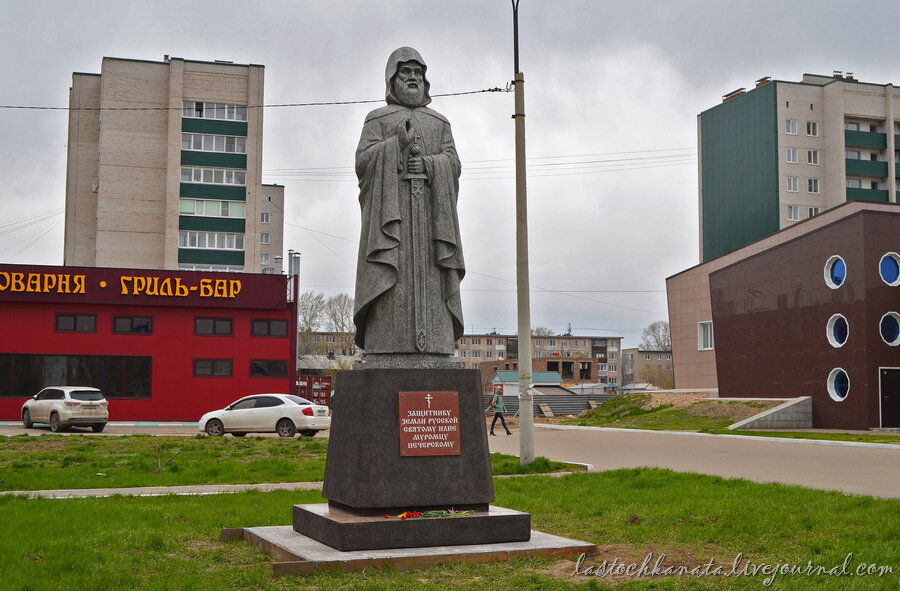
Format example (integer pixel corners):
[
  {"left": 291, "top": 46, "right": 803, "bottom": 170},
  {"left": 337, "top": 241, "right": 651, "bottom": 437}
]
[{"left": 489, "top": 389, "right": 512, "bottom": 436}]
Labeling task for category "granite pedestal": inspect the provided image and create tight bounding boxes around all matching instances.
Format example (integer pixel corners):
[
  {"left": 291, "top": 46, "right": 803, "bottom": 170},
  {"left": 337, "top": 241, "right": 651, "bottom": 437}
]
[{"left": 292, "top": 368, "right": 531, "bottom": 551}]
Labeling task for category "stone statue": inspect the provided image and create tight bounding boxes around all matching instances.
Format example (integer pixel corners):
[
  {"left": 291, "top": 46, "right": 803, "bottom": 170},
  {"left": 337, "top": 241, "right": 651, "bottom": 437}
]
[{"left": 353, "top": 47, "right": 465, "bottom": 365}]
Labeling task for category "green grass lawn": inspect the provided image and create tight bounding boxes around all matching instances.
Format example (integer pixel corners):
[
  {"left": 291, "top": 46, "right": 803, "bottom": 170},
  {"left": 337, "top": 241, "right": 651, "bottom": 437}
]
[
  {"left": 1, "top": 469, "right": 897, "bottom": 590},
  {"left": 564, "top": 394, "right": 773, "bottom": 431},
  {"left": 0, "top": 435, "right": 577, "bottom": 491}
]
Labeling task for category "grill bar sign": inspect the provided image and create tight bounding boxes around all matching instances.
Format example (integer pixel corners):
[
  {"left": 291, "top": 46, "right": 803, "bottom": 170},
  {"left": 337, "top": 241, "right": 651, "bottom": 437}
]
[{"left": 398, "top": 391, "right": 461, "bottom": 456}]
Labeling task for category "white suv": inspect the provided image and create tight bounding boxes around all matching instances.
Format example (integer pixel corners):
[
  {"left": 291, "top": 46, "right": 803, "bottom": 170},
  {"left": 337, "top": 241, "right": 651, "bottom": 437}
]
[{"left": 22, "top": 387, "right": 109, "bottom": 433}]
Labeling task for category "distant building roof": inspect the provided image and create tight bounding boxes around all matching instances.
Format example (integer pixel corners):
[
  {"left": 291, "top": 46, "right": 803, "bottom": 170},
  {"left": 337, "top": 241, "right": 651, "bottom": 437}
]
[{"left": 493, "top": 370, "right": 561, "bottom": 385}]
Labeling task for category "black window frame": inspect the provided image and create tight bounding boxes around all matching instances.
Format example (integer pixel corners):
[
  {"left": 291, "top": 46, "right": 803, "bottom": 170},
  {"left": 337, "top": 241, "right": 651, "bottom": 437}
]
[
  {"left": 194, "top": 317, "right": 233, "bottom": 336},
  {"left": 249, "top": 359, "right": 288, "bottom": 378},
  {"left": 193, "top": 358, "right": 233, "bottom": 377},
  {"left": 113, "top": 316, "right": 153, "bottom": 335},
  {"left": 55, "top": 314, "right": 96, "bottom": 333},
  {"left": 251, "top": 319, "right": 288, "bottom": 337}
]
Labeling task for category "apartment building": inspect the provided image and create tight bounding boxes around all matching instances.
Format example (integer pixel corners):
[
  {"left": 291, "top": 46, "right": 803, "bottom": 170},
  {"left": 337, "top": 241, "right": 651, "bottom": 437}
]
[
  {"left": 699, "top": 72, "right": 899, "bottom": 261},
  {"left": 454, "top": 333, "right": 621, "bottom": 384},
  {"left": 64, "top": 56, "right": 284, "bottom": 273},
  {"left": 621, "top": 348, "right": 673, "bottom": 389}
]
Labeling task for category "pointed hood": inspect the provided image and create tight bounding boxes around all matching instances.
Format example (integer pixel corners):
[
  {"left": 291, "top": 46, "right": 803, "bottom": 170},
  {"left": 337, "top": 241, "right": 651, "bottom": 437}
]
[{"left": 384, "top": 46, "right": 431, "bottom": 107}]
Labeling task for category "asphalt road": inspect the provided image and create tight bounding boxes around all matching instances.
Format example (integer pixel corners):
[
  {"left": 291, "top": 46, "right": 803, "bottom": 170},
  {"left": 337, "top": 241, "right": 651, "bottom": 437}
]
[{"left": 487, "top": 425, "right": 900, "bottom": 499}]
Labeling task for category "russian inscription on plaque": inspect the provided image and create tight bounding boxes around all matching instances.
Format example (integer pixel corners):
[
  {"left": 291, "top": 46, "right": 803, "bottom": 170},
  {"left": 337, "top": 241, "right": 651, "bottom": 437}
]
[{"left": 398, "top": 391, "right": 461, "bottom": 456}]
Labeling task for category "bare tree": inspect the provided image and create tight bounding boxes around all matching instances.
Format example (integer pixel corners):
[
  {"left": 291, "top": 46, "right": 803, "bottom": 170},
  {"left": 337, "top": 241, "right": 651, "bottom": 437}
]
[
  {"left": 532, "top": 326, "right": 554, "bottom": 336},
  {"left": 298, "top": 291, "right": 326, "bottom": 356},
  {"left": 639, "top": 320, "right": 671, "bottom": 351},
  {"left": 325, "top": 293, "right": 354, "bottom": 334}
]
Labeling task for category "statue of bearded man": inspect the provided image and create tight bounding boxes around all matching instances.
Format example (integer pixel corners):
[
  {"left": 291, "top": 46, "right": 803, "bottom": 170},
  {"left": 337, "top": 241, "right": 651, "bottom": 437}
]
[{"left": 353, "top": 47, "right": 465, "bottom": 364}]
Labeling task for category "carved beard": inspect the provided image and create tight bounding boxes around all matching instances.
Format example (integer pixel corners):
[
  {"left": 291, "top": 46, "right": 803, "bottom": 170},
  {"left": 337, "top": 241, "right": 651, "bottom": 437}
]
[{"left": 393, "top": 78, "right": 425, "bottom": 108}]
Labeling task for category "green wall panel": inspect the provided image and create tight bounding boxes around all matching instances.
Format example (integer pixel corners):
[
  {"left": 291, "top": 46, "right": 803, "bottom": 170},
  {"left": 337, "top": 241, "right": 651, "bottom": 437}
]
[
  {"left": 844, "top": 130, "right": 886, "bottom": 149},
  {"left": 179, "top": 183, "right": 246, "bottom": 201},
  {"left": 846, "top": 188, "right": 889, "bottom": 203},
  {"left": 180, "top": 151, "right": 247, "bottom": 168},
  {"left": 181, "top": 118, "right": 248, "bottom": 136},
  {"left": 179, "top": 216, "right": 245, "bottom": 233},
  {"left": 700, "top": 82, "right": 779, "bottom": 261},
  {"left": 845, "top": 159, "right": 888, "bottom": 177},
  {"left": 178, "top": 249, "right": 245, "bottom": 265}
]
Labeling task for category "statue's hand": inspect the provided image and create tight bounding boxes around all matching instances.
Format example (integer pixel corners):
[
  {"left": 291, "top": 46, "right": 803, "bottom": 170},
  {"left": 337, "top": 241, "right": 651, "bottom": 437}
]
[
  {"left": 407, "top": 156, "right": 424, "bottom": 174},
  {"left": 396, "top": 118, "right": 413, "bottom": 150}
]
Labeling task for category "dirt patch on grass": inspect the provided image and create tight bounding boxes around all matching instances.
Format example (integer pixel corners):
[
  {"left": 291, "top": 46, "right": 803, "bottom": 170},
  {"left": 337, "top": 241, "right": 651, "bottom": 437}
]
[
  {"left": 687, "top": 400, "right": 781, "bottom": 422},
  {"left": 646, "top": 392, "right": 708, "bottom": 409}
]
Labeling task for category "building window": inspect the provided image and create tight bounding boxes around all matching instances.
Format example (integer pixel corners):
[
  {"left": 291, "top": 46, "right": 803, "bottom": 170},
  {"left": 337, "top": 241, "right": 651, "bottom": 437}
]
[
  {"left": 844, "top": 122, "right": 859, "bottom": 131},
  {"left": 260, "top": 253, "right": 269, "bottom": 265},
  {"left": 807, "top": 178, "right": 819, "bottom": 194},
  {"left": 824, "top": 255, "right": 846, "bottom": 289},
  {"left": 113, "top": 316, "right": 152, "bottom": 334},
  {"left": 260, "top": 212, "right": 270, "bottom": 223},
  {"left": 194, "top": 359, "right": 232, "bottom": 377},
  {"left": 459, "top": 350, "right": 467, "bottom": 358},
  {"left": 785, "top": 119, "right": 798, "bottom": 135},
  {"left": 182, "top": 101, "right": 248, "bottom": 122},
  {"left": 486, "top": 351, "right": 493, "bottom": 358},
  {"left": 498, "top": 351, "right": 504, "bottom": 359},
  {"left": 459, "top": 338, "right": 467, "bottom": 345},
  {"left": 846, "top": 178, "right": 861, "bottom": 189},
  {"left": 250, "top": 360, "right": 288, "bottom": 377},
  {"left": 252, "top": 319, "right": 288, "bottom": 337},
  {"left": 880, "top": 253, "right": 900, "bottom": 286},
  {"left": 786, "top": 147, "right": 798, "bottom": 163},
  {"left": 845, "top": 150, "right": 860, "bottom": 160},
  {"left": 880, "top": 312, "right": 900, "bottom": 346},
  {"left": 534, "top": 339, "right": 541, "bottom": 347},
  {"left": 548, "top": 339, "right": 556, "bottom": 346},
  {"left": 698, "top": 321, "right": 714, "bottom": 351},
  {"left": 806, "top": 121, "right": 818, "bottom": 136},
  {"left": 179, "top": 199, "right": 245, "bottom": 219},
  {"left": 609, "top": 352, "right": 617, "bottom": 360},
  {"left": 471, "top": 338, "right": 481, "bottom": 345},
  {"left": 260, "top": 232, "right": 270, "bottom": 245},
  {"left": 472, "top": 351, "right": 482, "bottom": 358},
  {"left": 787, "top": 205, "right": 800, "bottom": 221},
  {"left": 178, "top": 231, "right": 245, "bottom": 251},
  {"left": 786, "top": 177, "right": 799, "bottom": 192},
  {"left": 56, "top": 314, "right": 95, "bottom": 333},
  {"left": 181, "top": 133, "right": 246, "bottom": 154},
  {"left": 195, "top": 317, "right": 233, "bottom": 336},
  {"left": 826, "top": 314, "right": 849, "bottom": 348},
  {"left": 180, "top": 166, "right": 246, "bottom": 186},
  {"left": 827, "top": 368, "right": 849, "bottom": 401},
  {"left": 807, "top": 150, "right": 819, "bottom": 165},
  {"left": 0, "top": 354, "right": 152, "bottom": 399},
  {"left": 808, "top": 207, "right": 820, "bottom": 218}
]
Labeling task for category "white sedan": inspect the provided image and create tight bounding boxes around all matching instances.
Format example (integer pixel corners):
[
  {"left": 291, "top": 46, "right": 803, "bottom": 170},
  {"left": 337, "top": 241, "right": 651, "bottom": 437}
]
[{"left": 199, "top": 394, "right": 330, "bottom": 438}]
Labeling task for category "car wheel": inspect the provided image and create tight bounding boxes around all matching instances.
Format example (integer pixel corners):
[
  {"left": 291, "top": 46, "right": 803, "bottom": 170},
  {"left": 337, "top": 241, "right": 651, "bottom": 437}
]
[
  {"left": 22, "top": 409, "right": 33, "bottom": 428},
  {"left": 299, "top": 429, "right": 317, "bottom": 438},
  {"left": 49, "top": 412, "right": 62, "bottom": 433},
  {"left": 232, "top": 432, "right": 247, "bottom": 437},
  {"left": 205, "top": 419, "right": 225, "bottom": 437},
  {"left": 91, "top": 424, "right": 106, "bottom": 433},
  {"left": 276, "top": 419, "right": 296, "bottom": 438}
]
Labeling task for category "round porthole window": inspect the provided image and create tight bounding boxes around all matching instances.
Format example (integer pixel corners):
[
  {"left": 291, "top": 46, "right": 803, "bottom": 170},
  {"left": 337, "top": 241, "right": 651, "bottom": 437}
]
[
  {"left": 826, "top": 314, "right": 849, "bottom": 348},
  {"left": 827, "top": 368, "right": 849, "bottom": 402},
  {"left": 880, "top": 312, "right": 900, "bottom": 346},
  {"left": 880, "top": 253, "right": 900, "bottom": 286},
  {"left": 824, "top": 256, "right": 846, "bottom": 289}
]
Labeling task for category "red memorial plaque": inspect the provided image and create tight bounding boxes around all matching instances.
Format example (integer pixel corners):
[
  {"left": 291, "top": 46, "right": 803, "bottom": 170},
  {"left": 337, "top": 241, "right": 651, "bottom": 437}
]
[{"left": 398, "top": 391, "right": 461, "bottom": 456}]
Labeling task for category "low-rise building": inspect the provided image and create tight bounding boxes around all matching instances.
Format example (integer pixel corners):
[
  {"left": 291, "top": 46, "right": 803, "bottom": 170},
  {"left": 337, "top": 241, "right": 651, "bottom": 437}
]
[{"left": 621, "top": 348, "right": 673, "bottom": 389}]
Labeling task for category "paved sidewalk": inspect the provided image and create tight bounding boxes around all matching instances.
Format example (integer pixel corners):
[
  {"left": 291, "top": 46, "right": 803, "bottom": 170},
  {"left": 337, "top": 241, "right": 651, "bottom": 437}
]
[{"left": 7, "top": 481, "right": 324, "bottom": 499}]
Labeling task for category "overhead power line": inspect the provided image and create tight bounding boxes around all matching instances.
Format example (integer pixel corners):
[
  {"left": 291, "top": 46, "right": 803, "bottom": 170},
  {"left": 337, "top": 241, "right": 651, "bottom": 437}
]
[{"left": 0, "top": 87, "right": 510, "bottom": 112}]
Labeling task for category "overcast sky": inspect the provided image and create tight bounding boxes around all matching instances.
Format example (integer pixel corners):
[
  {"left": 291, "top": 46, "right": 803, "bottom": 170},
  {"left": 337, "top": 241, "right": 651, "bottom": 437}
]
[{"left": 2, "top": 0, "right": 898, "bottom": 347}]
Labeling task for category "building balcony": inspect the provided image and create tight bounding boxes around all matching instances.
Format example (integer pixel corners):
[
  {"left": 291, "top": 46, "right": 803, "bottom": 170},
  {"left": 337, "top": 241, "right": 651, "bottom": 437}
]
[
  {"left": 844, "top": 130, "right": 887, "bottom": 149},
  {"left": 845, "top": 159, "right": 888, "bottom": 177},
  {"left": 846, "top": 188, "right": 889, "bottom": 203}
]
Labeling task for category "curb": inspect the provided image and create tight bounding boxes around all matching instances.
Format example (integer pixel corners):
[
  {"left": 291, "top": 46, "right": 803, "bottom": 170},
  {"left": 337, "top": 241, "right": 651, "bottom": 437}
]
[{"left": 534, "top": 424, "right": 900, "bottom": 450}]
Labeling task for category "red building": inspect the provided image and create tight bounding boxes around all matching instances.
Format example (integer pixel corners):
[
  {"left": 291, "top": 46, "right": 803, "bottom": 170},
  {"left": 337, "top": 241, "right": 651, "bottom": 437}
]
[{"left": 0, "top": 264, "right": 297, "bottom": 421}]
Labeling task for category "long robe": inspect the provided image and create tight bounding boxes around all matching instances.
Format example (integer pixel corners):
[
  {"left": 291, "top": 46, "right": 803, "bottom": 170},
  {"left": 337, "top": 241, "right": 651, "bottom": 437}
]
[{"left": 353, "top": 104, "right": 465, "bottom": 354}]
